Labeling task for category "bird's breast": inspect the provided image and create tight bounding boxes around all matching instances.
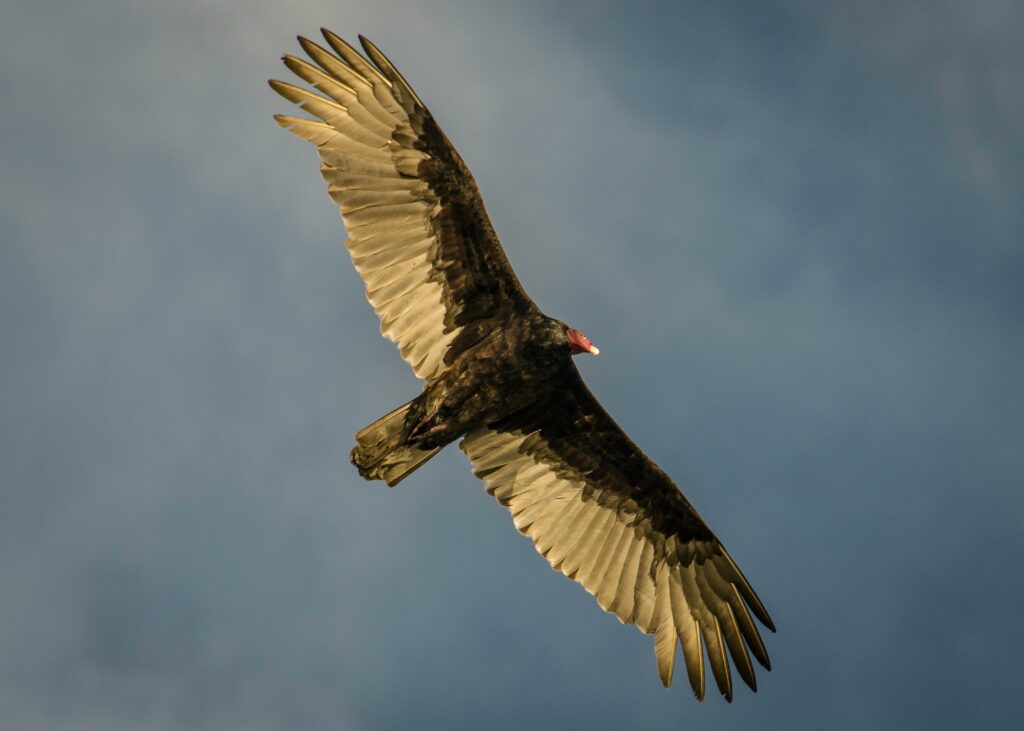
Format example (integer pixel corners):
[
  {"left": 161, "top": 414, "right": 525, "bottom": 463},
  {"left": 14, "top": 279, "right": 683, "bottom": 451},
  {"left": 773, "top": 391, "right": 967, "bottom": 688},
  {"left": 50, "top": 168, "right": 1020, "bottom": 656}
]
[{"left": 427, "top": 340, "right": 564, "bottom": 435}]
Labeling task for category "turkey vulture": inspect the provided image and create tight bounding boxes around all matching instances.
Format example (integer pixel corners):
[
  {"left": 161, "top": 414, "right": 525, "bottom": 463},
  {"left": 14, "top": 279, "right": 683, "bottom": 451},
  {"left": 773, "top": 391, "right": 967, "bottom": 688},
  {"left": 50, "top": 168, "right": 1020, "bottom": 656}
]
[{"left": 270, "top": 30, "right": 775, "bottom": 701}]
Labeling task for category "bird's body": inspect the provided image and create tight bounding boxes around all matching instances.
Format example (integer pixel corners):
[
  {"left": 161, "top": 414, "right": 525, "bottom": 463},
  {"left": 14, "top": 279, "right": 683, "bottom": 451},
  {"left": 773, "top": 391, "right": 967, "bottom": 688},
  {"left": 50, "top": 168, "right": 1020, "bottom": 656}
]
[
  {"left": 351, "top": 312, "right": 569, "bottom": 481},
  {"left": 271, "top": 30, "right": 775, "bottom": 701},
  {"left": 410, "top": 314, "right": 569, "bottom": 446}
]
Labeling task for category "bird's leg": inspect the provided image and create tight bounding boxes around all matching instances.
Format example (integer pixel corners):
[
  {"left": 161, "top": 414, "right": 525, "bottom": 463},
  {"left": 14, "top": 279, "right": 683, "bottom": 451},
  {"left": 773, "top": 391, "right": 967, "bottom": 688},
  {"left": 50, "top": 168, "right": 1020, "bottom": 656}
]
[
  {"left": 409, "top": 420, "right": 454, "bottom": 447},
  {"left": 407, "top": 400, "right": 463, "bottom": 448}
]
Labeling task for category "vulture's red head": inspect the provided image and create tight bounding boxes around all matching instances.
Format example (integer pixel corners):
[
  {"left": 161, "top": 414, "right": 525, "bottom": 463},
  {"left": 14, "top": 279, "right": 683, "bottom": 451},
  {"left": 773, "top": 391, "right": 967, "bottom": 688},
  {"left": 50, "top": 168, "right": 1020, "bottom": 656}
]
[{"left": 567, "top": 328, "right": 599, "bottom": 356}]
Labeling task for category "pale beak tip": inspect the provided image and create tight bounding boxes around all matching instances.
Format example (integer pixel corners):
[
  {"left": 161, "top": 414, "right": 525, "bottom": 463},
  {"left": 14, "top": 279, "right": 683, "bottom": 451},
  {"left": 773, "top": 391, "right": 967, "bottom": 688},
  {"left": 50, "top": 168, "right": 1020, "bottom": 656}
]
[{"left": 590, "top": 346, "right": 600, "bottom": 355}]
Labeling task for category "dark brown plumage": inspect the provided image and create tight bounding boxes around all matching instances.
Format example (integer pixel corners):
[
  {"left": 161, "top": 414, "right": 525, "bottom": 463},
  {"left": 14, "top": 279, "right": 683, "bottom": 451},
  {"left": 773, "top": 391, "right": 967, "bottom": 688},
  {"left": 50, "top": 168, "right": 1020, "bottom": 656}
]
[{"left": 271, "top": 30, "right": 774, "bottom": 700}]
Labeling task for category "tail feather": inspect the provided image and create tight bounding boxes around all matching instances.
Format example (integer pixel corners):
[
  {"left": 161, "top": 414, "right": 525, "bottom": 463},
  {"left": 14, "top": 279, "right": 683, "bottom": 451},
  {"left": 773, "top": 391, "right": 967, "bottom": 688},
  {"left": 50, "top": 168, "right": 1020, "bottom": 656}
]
[{"left": 350, "top": 399, "right": 442, "bottom": 486}]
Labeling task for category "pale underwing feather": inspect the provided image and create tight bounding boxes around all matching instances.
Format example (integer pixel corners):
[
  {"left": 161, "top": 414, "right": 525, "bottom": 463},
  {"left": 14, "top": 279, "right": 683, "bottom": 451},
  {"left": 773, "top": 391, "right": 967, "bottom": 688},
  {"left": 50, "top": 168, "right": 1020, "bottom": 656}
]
[
  {"left": 270, "top": 79, "right": 387, "bottom": 150},
  {"left": 282, "top": 55, "right": 394, "bottom": 139},
  {"left": 653, "top": 562, "right": 678, "bottom": 687},
  {"left": 321, "top": 30, "right": 408, "bottom": 118},
  {"left": 297, "top": 37, "right": 396, "bottom": 127}
]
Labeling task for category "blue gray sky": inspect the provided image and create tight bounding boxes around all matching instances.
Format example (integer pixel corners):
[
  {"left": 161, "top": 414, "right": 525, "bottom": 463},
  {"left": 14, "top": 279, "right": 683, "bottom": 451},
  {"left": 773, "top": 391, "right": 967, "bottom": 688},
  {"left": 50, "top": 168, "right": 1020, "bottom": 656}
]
[{"left": 2, "top": 1, "right": 1023, "bottom": 728}]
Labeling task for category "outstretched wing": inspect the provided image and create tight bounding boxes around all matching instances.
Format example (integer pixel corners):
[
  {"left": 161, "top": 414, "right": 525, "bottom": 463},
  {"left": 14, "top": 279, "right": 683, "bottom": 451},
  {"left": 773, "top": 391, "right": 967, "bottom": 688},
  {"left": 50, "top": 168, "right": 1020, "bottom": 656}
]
[
  {"left": 271, "top": 31, "right": 534, "bottom": 381},
  {"left": 460, "top": 368, "right": 775, "bottom": 700}
]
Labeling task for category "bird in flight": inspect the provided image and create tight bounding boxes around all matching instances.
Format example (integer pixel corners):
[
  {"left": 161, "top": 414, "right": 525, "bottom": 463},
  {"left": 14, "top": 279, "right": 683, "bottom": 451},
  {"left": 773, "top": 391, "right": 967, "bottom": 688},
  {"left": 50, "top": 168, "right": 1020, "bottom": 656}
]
[{"left": 270, "top": 30, "right": 774, "bottom": 701}]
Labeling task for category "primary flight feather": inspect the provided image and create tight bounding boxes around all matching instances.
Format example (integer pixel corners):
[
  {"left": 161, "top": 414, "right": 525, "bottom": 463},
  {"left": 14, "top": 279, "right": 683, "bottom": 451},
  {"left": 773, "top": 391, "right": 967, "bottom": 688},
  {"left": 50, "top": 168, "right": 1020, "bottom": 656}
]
[{"left": 270, "top": 30, "right": 775, "bottom": 700}]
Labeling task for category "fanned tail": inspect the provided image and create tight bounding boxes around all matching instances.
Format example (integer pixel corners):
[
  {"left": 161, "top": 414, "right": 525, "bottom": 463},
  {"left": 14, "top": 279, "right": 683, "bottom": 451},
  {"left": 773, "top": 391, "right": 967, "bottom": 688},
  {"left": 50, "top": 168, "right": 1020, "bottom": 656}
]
[{"left": 350, "top": 400, "right": 442, "bottom": 486}]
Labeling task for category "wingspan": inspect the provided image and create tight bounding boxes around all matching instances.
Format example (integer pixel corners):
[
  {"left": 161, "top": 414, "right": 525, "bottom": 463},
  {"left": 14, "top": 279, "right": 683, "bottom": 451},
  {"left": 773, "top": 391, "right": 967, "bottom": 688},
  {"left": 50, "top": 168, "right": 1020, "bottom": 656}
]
[
  {"left": 271, "top": 31, "right": 535, "bottom": 381},
  {"left": 460, "top": 368, "right": 775, "bottom": 700}
]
